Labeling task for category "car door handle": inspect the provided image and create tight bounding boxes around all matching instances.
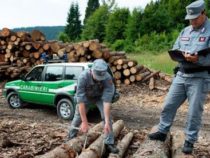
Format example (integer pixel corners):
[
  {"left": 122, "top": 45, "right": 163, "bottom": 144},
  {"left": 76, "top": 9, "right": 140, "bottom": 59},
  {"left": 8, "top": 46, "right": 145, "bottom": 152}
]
[{"left": 37, "top": 84, "right": 42, "bottom": 87}]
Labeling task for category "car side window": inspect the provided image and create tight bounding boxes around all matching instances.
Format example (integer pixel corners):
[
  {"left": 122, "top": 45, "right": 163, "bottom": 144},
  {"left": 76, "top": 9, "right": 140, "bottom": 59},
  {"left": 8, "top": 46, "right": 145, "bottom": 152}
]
[
  {"left": 45, "top": 66, "right": 63, "bottom": 81},
  {"left": 26, "top": 66, "right": 44, "bottom": 81},
  {"left": 65, "top": 66, "right": 84, "bottom": 80}
]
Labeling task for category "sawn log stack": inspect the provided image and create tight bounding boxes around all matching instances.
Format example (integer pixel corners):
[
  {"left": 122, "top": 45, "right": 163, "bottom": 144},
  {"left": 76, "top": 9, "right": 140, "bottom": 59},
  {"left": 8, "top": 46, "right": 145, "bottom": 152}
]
[{"left": 0, "top": 28, "right": 171, "bottom": 89}]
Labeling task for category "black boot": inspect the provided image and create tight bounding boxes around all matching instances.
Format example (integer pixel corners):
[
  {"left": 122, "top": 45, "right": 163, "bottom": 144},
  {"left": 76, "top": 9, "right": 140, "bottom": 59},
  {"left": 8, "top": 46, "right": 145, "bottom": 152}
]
[
  {"left": 148, "top": 131, "right": 167, "bottom": 142},
  {"left": 106, "top": 144, "right": 119, "bottom": 154},
  {"left": 182, "top": 140, "right": 194, "bottom": 154}
]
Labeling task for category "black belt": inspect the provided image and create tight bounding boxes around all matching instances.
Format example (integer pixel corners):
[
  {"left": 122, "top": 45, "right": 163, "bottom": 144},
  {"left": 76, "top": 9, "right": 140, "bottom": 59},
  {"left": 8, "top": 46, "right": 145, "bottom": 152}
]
[{"left": 179, "top": 67, "right": 210, "bottom": 74}]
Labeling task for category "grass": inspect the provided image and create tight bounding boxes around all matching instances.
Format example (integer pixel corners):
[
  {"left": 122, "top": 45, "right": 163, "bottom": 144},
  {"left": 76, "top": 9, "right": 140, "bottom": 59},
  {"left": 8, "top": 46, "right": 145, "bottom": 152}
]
[{"left": 127, "top": 52, "right": 177, "bottom": 75}]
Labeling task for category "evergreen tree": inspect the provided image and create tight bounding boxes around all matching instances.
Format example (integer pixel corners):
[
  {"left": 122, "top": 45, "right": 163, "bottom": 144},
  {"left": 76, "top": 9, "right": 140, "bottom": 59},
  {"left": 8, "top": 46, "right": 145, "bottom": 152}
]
[
  {"left": 167, "top": 0, "right": 194, "bottom": 28},
  {"left": 125, "top": 8, "right": 143, "bottom": 43},
  {"left": 105, "top": 8, "right": 130, "bottom": 44},
  {"left": 82, "top": 5, "right": 109, "bottom": 42},
  {"left": 205, "top": 0, "right": 210, "bottom": 16},
  {"left": 84, "top": 0, "right": 100, "bottom": 24},
  {"left": 65, "top": 3, "right": 82, "bottom": 41}
]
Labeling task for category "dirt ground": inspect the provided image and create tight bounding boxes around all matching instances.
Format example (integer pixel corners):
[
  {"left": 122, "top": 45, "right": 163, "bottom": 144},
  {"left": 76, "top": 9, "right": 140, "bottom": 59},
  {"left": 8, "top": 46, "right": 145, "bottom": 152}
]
[{"left": 0, "top": 81, "right": 210, "bottom": 158}]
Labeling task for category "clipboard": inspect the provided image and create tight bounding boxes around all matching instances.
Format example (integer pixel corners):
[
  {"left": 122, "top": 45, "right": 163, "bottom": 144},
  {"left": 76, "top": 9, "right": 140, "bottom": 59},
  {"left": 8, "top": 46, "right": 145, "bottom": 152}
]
[{"left": 168, "top": 50, "right": 186, "bottom": 62}]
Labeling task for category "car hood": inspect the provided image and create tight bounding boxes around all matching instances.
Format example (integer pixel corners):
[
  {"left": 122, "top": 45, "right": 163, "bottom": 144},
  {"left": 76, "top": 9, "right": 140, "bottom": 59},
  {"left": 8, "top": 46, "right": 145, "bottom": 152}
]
[{"left": 4, "top": 80, "right": 22, "bottom": 89}]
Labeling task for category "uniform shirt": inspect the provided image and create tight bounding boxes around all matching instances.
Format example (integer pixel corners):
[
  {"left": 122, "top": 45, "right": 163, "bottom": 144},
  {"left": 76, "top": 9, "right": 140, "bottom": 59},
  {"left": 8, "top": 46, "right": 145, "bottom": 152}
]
[
  {"left": 76, "top": 69, "right": 115, "bottom": 104},
  {"left": 173, "top": 18, "right": 210, "bottom": 78}
]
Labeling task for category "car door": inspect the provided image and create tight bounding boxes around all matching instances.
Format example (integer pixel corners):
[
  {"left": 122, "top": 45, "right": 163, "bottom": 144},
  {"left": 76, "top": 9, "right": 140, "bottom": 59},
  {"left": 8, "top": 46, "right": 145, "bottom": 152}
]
[
  {"left": 40, "top": 65, "right": 64, "bottom": 105},
  {"left": 62, "top": 66, "right": 85, "bottom": 95},
  {"left": 19, "top": 66, "right": 45, "bottom": 103}
]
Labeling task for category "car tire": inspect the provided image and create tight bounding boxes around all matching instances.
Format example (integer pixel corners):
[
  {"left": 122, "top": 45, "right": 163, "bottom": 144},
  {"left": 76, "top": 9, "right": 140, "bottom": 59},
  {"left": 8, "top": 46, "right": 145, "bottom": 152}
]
[
  {"left": 7, "top": 92, "right": 23, "bottom": 108},
  {"left": 57, "top": 98, "right": 74, "bottom": 120}
]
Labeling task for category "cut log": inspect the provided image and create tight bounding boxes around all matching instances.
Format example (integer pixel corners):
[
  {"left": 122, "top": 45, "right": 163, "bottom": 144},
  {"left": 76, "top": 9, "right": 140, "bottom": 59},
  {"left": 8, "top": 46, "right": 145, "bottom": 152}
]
[
  {"left": 57, "top": 48, "right": 65, "bottom": 58},
  {"left": 128, "top": 60, "right": 137, "bottom": 67},
  {"left": 31, "top": 30, "right": 46, "bottom": 41},
  {"left": 129, "top": 75, "right": 136, "bottom": 83},
  {"left": 115, "top": 80, "right": 121, "bottom": 85},
  {"left": 123, "top": 69, "right": 130, "bottom": 77},
  {"left": 142, "top": 71, "right": 160, "bottom": 82},
  {"left": 92, "top": 50, "right": 103, "bottom": 58},
  {"left": 43, "top": 43, "right": 50, "bottom": 51},
  {"left": 78, "top": 120, "right": 124, "bottom": 158},
  {"left": 171, "top": 130, "right": 194, "bottom": 158},
  {"left": 132, "top": 126, "right": 170, "bottom": 158},
  {"left": 0, "top": 62, "right": 9, "bottom": 66},
  {"left": 33, "top": 52, "right": 40, "bottom": 59},
  {"left": 22, "top": 50, "right": 30, "bottom": 58},
  {"left": 0, "top": 28, "right": 11, "bottom": 37},
  {"left": 116, "top": 64, "right": 122, "bottom": 70},
  {"left": 124, "top": 79, "right": 130, "bottom": 85},
  {"left": 50, "top": 42, "right": 60, "bottom": 53},
  {"left": 10, "top": 35, "right": 17, "bottom": 42},
  {"left": 65, "top": 45, "right": 74, "bottom": 53},
  {"left": 76, "top": 46, "right": 87, "bottom": 56},
  {"left": 108, "top": 132, "right": 134, "bottom": 158},
  {"left": 111, "top": 66, "right": 117, "bottom": 73},
  {"left": 108, "top": 56, "right": 126, "bottom": 64},
  {"left": 89, "top": 40, "right": 100, "bottom": 51},
  {"left": 159, "top": 72, "right": 172, "bottom": 83},
  {"left": 102, "top": 48, "right": 111, "bottom": 60},
  {"left": 114, "top": 71, "right": 121, "bottom": 80},
  {"left": 110, "top": 51, "right": 126, "bottom": 57},
  {"left": 149, "top": 77, "right": 155, "bottom": 90},
  {"left": 32, "top": 42, "right": 41, "bottom": 50},
  {"left": 38, "top": 122, "right": 103, "bottom": 158},
  {"left": 122, "top": 64, "right": 128, "bottom": 69}
]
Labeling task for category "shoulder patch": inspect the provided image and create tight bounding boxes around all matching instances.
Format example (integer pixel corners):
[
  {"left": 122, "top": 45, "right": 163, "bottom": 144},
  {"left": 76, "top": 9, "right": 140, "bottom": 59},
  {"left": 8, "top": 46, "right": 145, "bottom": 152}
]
[{"left": 199, "top": 37, "right": 206, "bottom": 42}]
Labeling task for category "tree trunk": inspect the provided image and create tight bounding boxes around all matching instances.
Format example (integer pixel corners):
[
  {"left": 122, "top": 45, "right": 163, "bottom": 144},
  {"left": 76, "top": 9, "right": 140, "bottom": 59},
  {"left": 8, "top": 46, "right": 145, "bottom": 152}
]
[
  {"left": 38, "top": 122, "right": 103, "bottom": 158},
  {"left": 78, "top": 120, "right": 124, "bottom": 158},
  {"left": 171, "top": 131, "right": 194, "bottom": 158},
  {"left": 132, "top": 126, "right": 170, "bottom": 158},
  {"left": 108, "top": 132, "right": 134, "bottom": 158},
  {"left": 149, "top": 77, "right": 155, "bottom": 90},
  {"left": 31, "top": 30, "right": 46, "bottom": 41}
]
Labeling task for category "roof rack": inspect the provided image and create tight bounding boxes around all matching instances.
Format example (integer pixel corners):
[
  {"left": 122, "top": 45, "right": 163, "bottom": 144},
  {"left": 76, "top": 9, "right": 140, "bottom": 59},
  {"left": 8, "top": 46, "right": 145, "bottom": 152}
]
[{"left": 46, "top": 59, "right": 67, "bottom": 64}]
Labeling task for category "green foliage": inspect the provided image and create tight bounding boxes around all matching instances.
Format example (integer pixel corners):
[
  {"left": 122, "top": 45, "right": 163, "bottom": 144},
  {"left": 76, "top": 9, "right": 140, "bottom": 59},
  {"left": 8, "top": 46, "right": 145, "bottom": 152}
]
[
  {"left": 111, "top": 39, "right": 125, "bottom": 50},
  {"left": 205, "top": 0, "right": 210, "bottom": 16},
  {"left": 127, "top": 52, "right": 177, "bottom": 74},
  {"left": 105, "top": 8, "right": 130, "bottom": 44},
  {"left": 13, "top": 26, "right": 64, "bottom": 40},
  {"left": 140, "top": 1, "right": 172, "bottom": 34},
  {"left": 58, "top": 32, "right": 70, "bottom": 43},
  {"left": 167, "top": 0, "right": 194, "bottom": 28},
  {"left": 125, "top": 8, "right": 143, "bottom": 43},
  {"left": 65, "top": 2, "right": 82, "bottom": 41},
  {"left": 84, "top": 0, "right": 100, "bottom": 24},
  {"left": 134, "top": 30, "right": 179, "bottom": 53},
  {"left": 81, "top": 5, "right": 109, "bottom": 42}
]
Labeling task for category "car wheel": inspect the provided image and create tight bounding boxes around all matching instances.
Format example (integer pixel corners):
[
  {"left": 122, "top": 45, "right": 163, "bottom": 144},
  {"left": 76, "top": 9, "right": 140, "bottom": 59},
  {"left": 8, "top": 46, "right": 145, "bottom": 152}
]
[
  {"left": 7, "top": 92, "right": 23, "bottom": 108},
  {"left": 57, "top": 98, "right": 74, "bottom": 120}
]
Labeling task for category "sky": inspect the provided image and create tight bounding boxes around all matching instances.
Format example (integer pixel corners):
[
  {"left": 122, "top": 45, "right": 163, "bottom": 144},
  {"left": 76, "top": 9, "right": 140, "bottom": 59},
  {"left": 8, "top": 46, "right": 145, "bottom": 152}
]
[{"left": 0, "top": 0, "right": 153, "bottom": 29}]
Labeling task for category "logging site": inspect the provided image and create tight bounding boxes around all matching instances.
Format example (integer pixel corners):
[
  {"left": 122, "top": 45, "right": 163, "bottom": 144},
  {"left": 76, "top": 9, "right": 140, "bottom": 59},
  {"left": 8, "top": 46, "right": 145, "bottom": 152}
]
[{"left": 0, "top": 27, "right": 210, "bottom": 158}]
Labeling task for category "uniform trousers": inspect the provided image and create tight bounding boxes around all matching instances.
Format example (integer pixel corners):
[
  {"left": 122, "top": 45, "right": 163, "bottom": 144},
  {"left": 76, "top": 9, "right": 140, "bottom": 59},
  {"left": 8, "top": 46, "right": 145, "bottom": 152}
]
[{"left": 158, "top": 74, "right": 208, "bottom": 143}]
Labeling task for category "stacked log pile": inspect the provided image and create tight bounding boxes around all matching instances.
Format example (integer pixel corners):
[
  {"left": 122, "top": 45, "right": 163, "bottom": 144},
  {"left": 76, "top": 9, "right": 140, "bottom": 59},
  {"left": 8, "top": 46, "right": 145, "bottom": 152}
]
[{"left": 0, "top": 28, "right": 172, "bottom": 89}]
